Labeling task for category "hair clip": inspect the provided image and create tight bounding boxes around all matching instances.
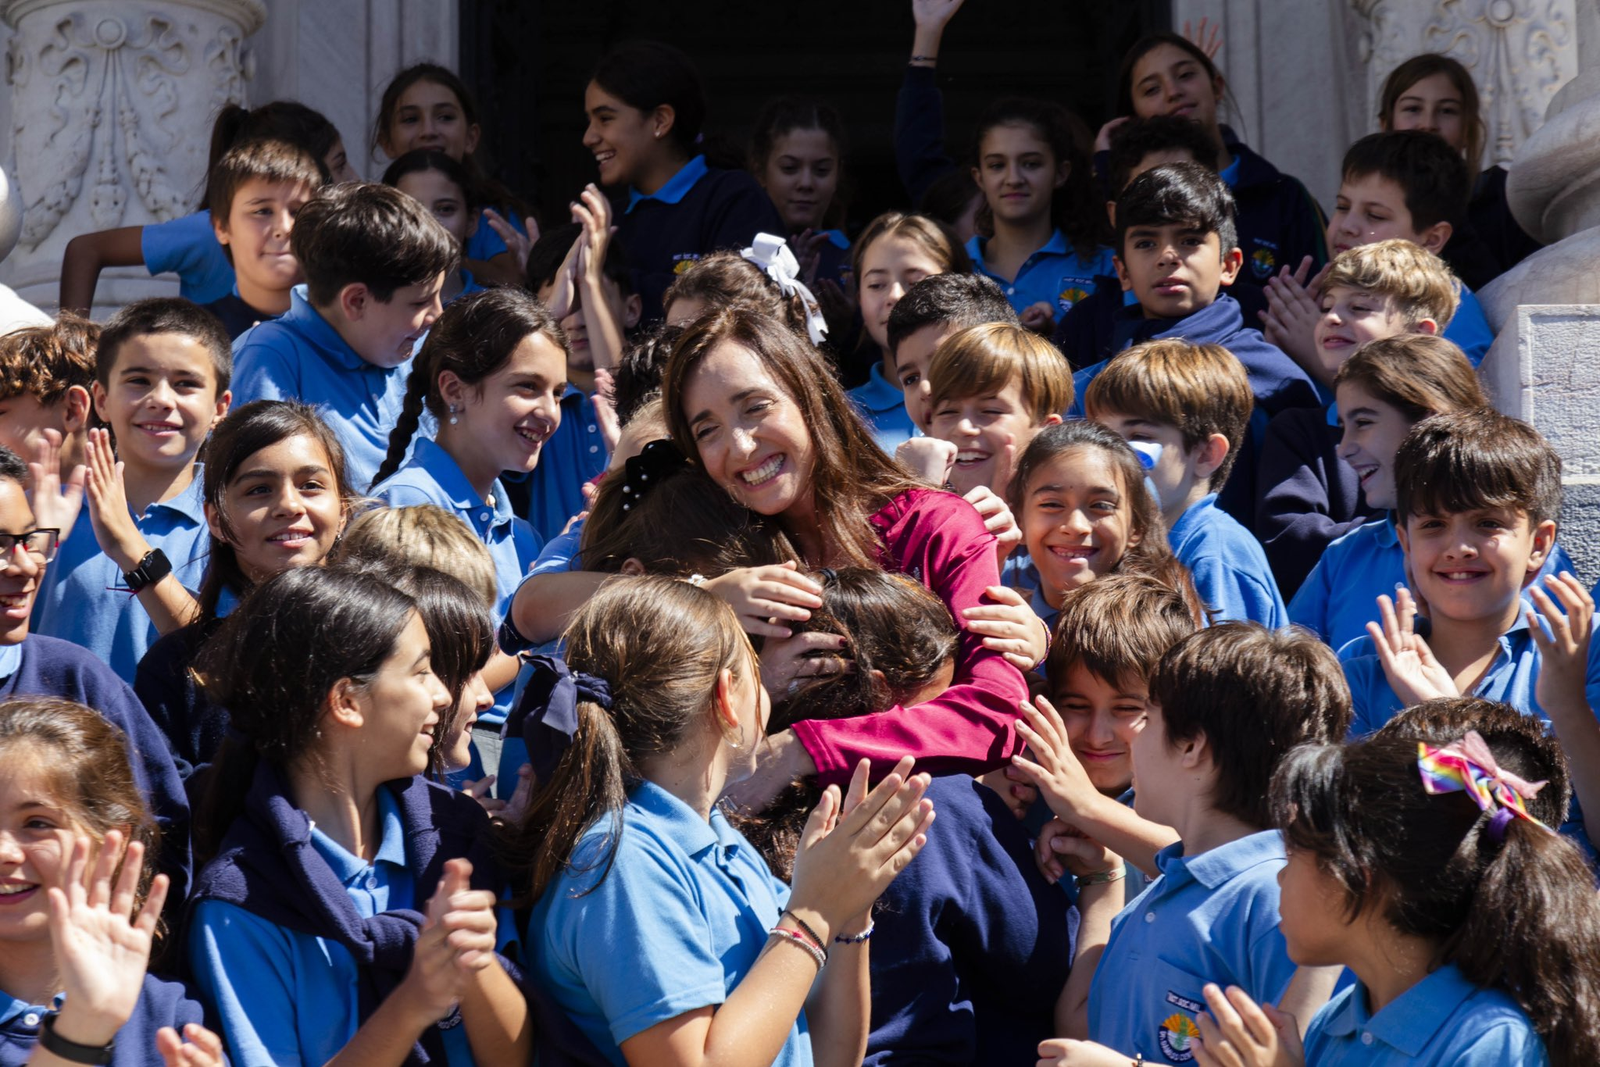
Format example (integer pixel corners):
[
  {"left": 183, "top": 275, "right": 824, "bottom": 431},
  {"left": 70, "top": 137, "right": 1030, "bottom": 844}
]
[
  {"left": 1417, "top": 730, "right": 1554, "bottom": 842},
  {"left": 742, "top": 233, "right": 829, "bottom": 346},
  {"left": 619, "top": 440, "right": 690, "bottom": 513}
]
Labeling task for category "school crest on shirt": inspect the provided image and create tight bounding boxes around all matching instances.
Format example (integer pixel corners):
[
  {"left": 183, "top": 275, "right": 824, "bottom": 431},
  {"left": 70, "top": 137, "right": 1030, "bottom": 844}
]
[
  {"left": 1157, "top": 990, "right": 1202, "bottom": 1062},
  {"left": 1055, "top": 274, "right": 1096, "bottom": 315},
  {"left": 672, "top": 253, "right": 703, "bottom": 275},
  {"left": 1249, "top": 239, "right": 1279, "bottom": 280}
]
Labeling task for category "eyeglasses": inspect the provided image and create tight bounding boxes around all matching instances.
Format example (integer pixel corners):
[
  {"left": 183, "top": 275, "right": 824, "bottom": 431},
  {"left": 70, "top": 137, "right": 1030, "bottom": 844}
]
[{"left": 0, "top": 528, "right": 59, "bottom": 564}]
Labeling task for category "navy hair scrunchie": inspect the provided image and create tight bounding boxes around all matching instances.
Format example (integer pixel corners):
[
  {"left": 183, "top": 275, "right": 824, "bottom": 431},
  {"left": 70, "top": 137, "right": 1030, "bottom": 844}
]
[
  {"left": 506, "top": 654, "right": 615, "bottom": 784},
  {"left": 618, "top": 439, "right": 690, "bottom": 513}
]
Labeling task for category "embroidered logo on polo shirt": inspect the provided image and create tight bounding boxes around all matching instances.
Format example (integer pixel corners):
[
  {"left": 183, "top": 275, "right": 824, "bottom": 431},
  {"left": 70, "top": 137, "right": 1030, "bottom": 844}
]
[
  {"left": 1251, "top": 246, "right": 1276, "bottom": 279},
  {"left": 672, "top": 253, "right": 702, "bottom": 275},
  {"left": 1158, "top": 1006, "right": 1200, "bottom": 1061},
  {"left": 1056, "top": 276, "right": 1092, "bottom": 314}
]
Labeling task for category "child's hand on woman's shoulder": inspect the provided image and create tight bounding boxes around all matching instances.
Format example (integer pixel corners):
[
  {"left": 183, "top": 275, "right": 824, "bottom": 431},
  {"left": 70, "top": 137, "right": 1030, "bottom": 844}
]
[{"left": 895, "top": 436, "right": 956, "bottom": 485}]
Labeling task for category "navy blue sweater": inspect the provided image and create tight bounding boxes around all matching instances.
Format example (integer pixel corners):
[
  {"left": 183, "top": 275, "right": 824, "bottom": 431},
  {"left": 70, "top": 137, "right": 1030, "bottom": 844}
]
[
  {"left": 1072, "top": 294, "right": 1322, "bottom": 531},
  {"left": 618, "top": 167, "right": 786, "bottom": 323},
  {"left": 1470, "top": 166, "right": 1542, "bottom": 276},
  {"left": 0, "top": 974, "right": 209, "bottom": 1067},
  {"left": 1255, "top": 406, "right": 1375, "bottom": 601},
  {"left": 864, "top": 776, "right": 1076, "bottom": 1066},
  {"left": 893, "top": 65, "right": 955, "bottom": 205},
  {"left": 3, "top": 635, "right": 190, "bottom": 902},
  {"left": 136, "top": 619, "right": 224, "bottom": 779},
  {"left": 1219, "top": 131, "right": 1328, "bottom": 314}
]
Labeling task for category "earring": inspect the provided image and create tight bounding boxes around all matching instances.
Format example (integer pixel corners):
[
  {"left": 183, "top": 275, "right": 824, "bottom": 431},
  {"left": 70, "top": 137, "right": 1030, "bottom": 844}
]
[{"left": 448, "top": 405, "right": 459, "bottom": 426}]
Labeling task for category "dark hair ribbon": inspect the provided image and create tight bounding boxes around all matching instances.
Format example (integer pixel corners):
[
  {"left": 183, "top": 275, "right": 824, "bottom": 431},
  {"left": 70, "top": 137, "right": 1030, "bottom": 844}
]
[
  {"left": 506, "top": 654, "right": 615, "bottom": 784},
  {"left": 619, "top": 439, "right": 690, "bottom": 512}
]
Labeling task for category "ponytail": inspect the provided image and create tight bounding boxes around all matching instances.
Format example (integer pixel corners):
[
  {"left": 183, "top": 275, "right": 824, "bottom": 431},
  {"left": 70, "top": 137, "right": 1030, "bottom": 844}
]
[
  {"left": 499, "top": 576, "right": 756, "bottom": 905},
  {"left": 371, "top": 366, "right": 431, "bottom": 491},
  {"left": 1454, "top": 820, "right": 1600, "bottom": 1062},
  {"left": 513, "top": 699, "right": 632, "bottom": 903},
  {"left": 1274, "top": 732, "right": 1600, "bottom": 1062}
]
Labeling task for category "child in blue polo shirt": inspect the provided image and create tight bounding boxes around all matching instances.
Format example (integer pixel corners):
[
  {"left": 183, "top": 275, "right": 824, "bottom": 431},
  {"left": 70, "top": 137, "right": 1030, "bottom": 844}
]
[
  {"left": 187, "top": 564, "right": 528, "bottom": 1066},
  {"left": 1087, "top": 339, "right": 1287, "bottom": 627},
  {"left": 1027, "top": 623, "right": 1349, "bottom": 1064},
  {"left": 1070, "top": 162, "right": 1320, "bottom": 527},
  {"left": 373, "top": 63, "right": 531, "bottom": 287},
  {"left": 370, "top": 288, "right": 566, "bottom": 759},
  {"left": 965, "top": 97, "right": 1115, "bottom": 333},
  {"left": 383, "top": 150, "right": 490, "bottom": 305},
  {"left": 1256, "top": 242, "right": 1460, "bottom": 599},
  {"left": 848, "top": 212, "right": 972, "bottom": 448},
  {"left": 59, "top": 100, "right": 354, "bottom": 313},
  {"left": 749, "top": 96, "right": 855, "bottom": 298},
  {"left": 1339, "top": 410, "right": 1585, "bottom": 737},
  {"left": 1263, "top": 130, "right": 1497, "bottom": 371},
  {"left": 1190, "top": 722, "right": 1596, "bottom": 1065},
  {"left": 201, "top": 138, "right": 326, "bottom": 339},
  {"left": 885, "top": 272, "right": 1019, "bottom": 436},
  {"left": 0, "top": 695, "right": 221, "bottom": 1067},
  {"left": 33, "top": 299, "right": 232, "bottom": 681},
  {"left": 508, "top": 575, "right": 933, "bottom": 1067},
  {"left": 585, "top": 41, "right": 785, "bottom": 322},
  {"left": 230, "top": 181, "right": 459, "bottom": 491}
]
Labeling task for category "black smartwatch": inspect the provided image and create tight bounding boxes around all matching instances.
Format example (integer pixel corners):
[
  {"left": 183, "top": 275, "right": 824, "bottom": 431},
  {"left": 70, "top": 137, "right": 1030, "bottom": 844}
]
[
  {"left": 122, "top": 548, "right": 172, "bottom": 594},
  {"left": 39, "top": 1012, "right": 114, "bottom": 1065}
]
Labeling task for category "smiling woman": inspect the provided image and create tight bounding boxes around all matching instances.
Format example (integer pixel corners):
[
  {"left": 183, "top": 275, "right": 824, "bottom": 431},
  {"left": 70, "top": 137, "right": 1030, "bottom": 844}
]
[{"left": 663, "top": 303, "right": 1029, "bottom": 797}]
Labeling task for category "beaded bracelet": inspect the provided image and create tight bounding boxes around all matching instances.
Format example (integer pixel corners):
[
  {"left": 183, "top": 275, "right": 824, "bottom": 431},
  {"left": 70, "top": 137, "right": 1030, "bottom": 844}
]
[
  {"left": 782, "top": 910, "right": 829, "bottom": 957},
  {"left": 834, "top": 922, "right": 874, "bottom": 944},
  {"left": 769, "top": 926, "right": 826, "bottom": 971}
]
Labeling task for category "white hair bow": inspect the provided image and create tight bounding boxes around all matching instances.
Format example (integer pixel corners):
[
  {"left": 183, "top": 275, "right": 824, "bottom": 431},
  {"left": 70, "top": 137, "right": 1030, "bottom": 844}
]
[{"left": 742, "top": 233, "right": 829, "bottom": 346}]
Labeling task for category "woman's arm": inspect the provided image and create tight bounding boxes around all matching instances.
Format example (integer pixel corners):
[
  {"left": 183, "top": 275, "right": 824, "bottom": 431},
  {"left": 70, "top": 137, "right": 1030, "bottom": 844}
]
[
  {"left": 60, "top": 227, "right": 144, "bottom": 314},
  {"left": 510, "top": 570, "right": 610, "bottom": 645}
]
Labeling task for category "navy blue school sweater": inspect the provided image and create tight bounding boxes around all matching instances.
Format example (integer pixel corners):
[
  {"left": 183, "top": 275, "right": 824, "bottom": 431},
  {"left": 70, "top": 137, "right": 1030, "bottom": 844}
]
[
  {"left": 619, "top": 166, "right": 786, "bottom": 323},
  {"left": 1219, "top": 130, "right": 1328, "bottom": 308},
  {"left": 2, "top": 635, "right": 190, "bottom": 902},
  {"left": 1256, "top": 406, "right": 1375, "bottom": 600},
  {"left": 0, "top": 974, "right": 210, "bottom": 1067},
  {"left": 1471, "top": 166, "right": 1542, "bottom": 275},
  {"left": 864, "top": 776, "right": 1076, "bottom": 1066},
  {"left": 1070, "top": 294, "right": 1321, "bottom": 532},
  {"left": 135, "top": 618, "right": 224, "bottom": 779},
  {"left": 1051, "top": 272, "right": 1124, "bottom": 371},
  {"left": 894, "top": 64, "right": 955, "bottom": 205}
]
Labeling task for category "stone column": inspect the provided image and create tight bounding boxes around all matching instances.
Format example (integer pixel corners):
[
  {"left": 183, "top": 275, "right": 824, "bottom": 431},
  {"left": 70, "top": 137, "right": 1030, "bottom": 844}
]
[{"left": 0, "top": 0, "right": 264, "bottom": 314}]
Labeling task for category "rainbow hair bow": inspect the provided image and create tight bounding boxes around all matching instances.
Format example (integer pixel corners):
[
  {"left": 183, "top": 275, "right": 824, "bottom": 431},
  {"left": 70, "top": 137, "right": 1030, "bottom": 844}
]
[{"left": 1416, "top": 730, "right": 1554, "bottom": 841}]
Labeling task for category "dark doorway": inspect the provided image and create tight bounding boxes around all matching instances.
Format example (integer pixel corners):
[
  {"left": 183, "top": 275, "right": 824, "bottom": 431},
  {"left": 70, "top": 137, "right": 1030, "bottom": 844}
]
[{"left": 460, "top": 1, "right": 1170, "bottom": 233}]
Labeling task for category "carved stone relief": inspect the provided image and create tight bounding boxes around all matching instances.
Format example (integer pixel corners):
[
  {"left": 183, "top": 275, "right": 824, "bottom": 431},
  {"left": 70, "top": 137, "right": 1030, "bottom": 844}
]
[{"left": 0, "top": 0, "right": 263, "bottom": 307}]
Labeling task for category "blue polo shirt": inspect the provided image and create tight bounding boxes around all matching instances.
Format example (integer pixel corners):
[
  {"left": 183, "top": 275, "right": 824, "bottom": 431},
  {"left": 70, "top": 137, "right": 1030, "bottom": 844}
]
[
  {"left": 232, "top": 286, "right": 414, "bottom": 493},
  {"left": 189, "top": 788, "right": 479, "bottom": 1067},
  {"left": 847, "top": 364, "right": 918, "bottom": 452},
  {"left": 1291, "top": 517, "right": 1578, "bottom": 652},
  {"left": 372, "top": 437, "right": 542, "bottom": 725},
  {"left": 464, "top": 204, "right": 525, "bottom": 266},
  {"left": 1087, "top": 830, "right": 1296, "bottom": 1062},
  {"left": 1169, "top": 494, "right": 1287, "bottom": 627},
  {"left": 501, "top": 386, "right": 607, "bottom": 544},
  {"left": 966, "top": 231, "right": 1115, "bottom": 319},
  {"left": 32, "top": 472, "right": 209, "bottom": 682},
  {"left": 1000, "top": 553, "right": 1060, "bottom": 632},
  {"left": 1448, "top": 288, "right": 1494, "bottom": 367},
  {"left": 142, "top": 210, "right": 234, "bottom": 303},
  {"left": 1304, "top": 964, "right": 1546, "bottom": 1065},
  {"left": 528, "top": 780, "right": 810, "bottom": 1067}
]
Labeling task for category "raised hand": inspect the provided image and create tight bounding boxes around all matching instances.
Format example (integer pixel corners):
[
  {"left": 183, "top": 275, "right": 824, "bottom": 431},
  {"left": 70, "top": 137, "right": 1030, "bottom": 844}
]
[
  {"left": 154, "top": 1023, "right": 226, "bottom": 1067},
  {"left": 1528, "top": 572, "right": 1595, "bottom": 715},
  {"left": 479, "top": 208, "right": 538, "bottom": 276},
  {"left": 1260, "top": 257, "right": 1325, "bottom": 381},
  {"left": 1182, "top": 16, "right": 1224, "bottom": 59},
  {"left": 1011, "top": 696, "right": 1107, "bottom": 823},
  {"left": 46, "top": 831, "right": 169, "bottom": 1048},
  {"left": 1020, "top": 301, "right": 1056, "bottom": 335},
  {"left": 1192, "top": 983, "right": 1304, "bottom": 1067},
  {"left": 26, "top": 429, "right": 85, "bottom": 540},
  {"left": 896, "top": 436, "right": 957, "bottom": 485},
  {"left": 911, "top": 0, "right": 965, "bottom": 34},
  {"left": 402, "top": 859, "right": 498, "bottom": 1023},
  {"left": 1366, "top": 586, "right": 1458, "bottom": 706},
  {"left": 962, "top": 584, "right": 1049, "bottom": 670},
  {"left": 703, "top": 561, "right": 825, "bottom": 638},
  {"left": 82, "top": 428, "right": 141, "bottom": 565},
  {"left": 789, "top": 756, "right": 934, "bottom": 937}
]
